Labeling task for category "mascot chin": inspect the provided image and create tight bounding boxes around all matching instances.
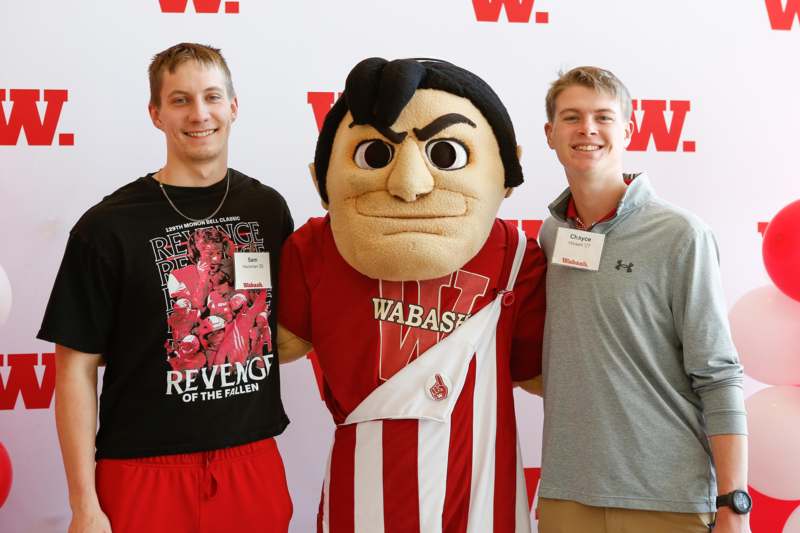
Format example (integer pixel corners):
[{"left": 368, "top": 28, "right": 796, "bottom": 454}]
[{"left": 278, "top": 57, "right": 546, "bottom": 532}]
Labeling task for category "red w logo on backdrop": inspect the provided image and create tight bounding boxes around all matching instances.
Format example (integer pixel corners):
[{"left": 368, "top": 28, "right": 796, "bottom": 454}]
[
  {"left": 765, "top": 0, "right": 800, "bottom": 30},
  {"left": 471, "top": 0, "right": 549, "bottom": 23},
  {"left": 0, "top": 90, "right": 74, "bottom": 146},
  {"left": 307, "top": 92, "right": 342, "bottom": 132},
  {"left": 0, "top": 353, "right": 55, "bottom": 410},
  {"left": 159, "top": 0, "right": 239, "bottom": 13},
  {"left": 627, "top": 99, "right": 695, "bottom": 152}
]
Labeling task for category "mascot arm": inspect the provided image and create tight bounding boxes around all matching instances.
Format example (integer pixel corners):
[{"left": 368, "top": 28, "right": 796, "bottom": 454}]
[
  {"left": 515, "top": 375, "right": 543, "bottom": 396},
  {"left": 277, "top": 323, "right": 312, "bottom": 364}
]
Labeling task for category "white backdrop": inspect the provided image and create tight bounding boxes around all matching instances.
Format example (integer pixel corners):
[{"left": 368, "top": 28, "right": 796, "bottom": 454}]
[{"left": 2, "top": 1, "right": 800, "bottom": 532}]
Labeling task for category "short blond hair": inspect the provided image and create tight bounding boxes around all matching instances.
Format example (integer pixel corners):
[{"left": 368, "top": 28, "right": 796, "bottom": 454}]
[
  {"left": 545, "top": 66, "right": 631, "bottom": 122},
  {"left": 148, "top": 43, "right": 235, "bottom": 107}
]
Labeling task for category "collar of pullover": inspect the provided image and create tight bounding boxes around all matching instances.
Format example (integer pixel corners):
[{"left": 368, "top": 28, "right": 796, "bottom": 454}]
[{"left": 548, "top": 172, "right": 655, "bottom": 233}]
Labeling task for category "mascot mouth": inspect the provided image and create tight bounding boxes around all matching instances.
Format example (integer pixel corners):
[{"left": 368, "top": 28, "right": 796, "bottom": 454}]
[{"left": 353, "top": 190, "right": 469, "bottom": 219}]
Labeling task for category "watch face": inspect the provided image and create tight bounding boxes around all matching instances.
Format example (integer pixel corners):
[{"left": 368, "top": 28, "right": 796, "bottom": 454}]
[{"left": 733, "top": 491, "right": 752, "bottom": 512}]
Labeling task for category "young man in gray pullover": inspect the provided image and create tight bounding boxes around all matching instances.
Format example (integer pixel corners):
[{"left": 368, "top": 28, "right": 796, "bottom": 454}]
[{"left": 535, "top": 67, "right": 750, "bottom": 533}]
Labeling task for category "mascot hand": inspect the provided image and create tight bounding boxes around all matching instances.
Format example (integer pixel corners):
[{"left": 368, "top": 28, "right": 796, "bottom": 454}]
[
  {"left": 516, "top": 375, "right": 543, "bottom": 397},
  {"left": 277, "top": 323, "right": 312, "bottom": 364}
]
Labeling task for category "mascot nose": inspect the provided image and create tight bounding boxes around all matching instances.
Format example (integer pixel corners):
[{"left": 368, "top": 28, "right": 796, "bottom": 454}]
[{"left": 387, "top": 141, "right": 434, "bottom": 202}]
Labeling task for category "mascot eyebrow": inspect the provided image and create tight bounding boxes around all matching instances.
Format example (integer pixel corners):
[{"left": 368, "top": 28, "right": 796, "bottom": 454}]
[
  {"left": 348, "top": 121, "right": 407, "bottom": 144},
  {"left": 348, "top": 113, "right": 477, "bottom": 145},
  {"left": 413, "top": 113, "right": 477, "bottom": 141}
]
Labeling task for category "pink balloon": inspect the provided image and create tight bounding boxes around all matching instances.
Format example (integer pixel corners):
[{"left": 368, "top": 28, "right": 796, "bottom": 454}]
[
  {"left": 0, "top": 441, "right": 11, "bottom": 508},
  {"left": 763, "top": 200, "right": 800, "bottom": 302},
  {"left": 747, "top": 386, "right": 800, "bottom": 500},
  {"left": 730, "top": 286, "right": 800, "bottom": 385}
]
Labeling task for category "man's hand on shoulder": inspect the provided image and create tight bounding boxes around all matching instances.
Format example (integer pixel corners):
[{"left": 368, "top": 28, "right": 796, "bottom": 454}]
[{"left": 69, "top": 504, "right": 112, "bottom": 533}]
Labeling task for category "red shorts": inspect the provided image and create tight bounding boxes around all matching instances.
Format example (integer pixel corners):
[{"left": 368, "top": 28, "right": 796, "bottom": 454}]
[{"left": 96, "top": 438, "right": 292, "bottom": 533}]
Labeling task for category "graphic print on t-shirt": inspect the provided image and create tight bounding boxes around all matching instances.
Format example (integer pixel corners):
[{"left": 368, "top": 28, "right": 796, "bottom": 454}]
[
  {"left": 148, "top": 216, "right": 274, "bottom": 403},
  {"left": 373, "top": 270, "right": 489, "bottom": 380}
]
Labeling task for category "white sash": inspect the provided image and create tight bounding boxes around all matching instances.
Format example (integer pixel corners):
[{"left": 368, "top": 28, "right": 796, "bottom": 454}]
[{"left": 323, "top": 228, "right": 530, "bottom": 533}]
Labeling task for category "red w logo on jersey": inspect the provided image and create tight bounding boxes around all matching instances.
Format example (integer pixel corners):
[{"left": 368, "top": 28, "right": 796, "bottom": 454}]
[
  {"left": 0, "top": 353, "right": 55, "bottom": 410},
  {"left": 471, "top": 0, "right": 549, "bottom": 23},
  {"left": 374, "top": 271, "right": 490, "bottom": 381},
  {"left": 0, "top": 89, "right": 73, "bottom": 146},
  {"left": 627, "top": 99, "right": 695, "bottom": 152},
  {"left": 159, "top": 0, "right": 239, "bottom": 13},
  {"left": 765, "top": 0, "right": 800, "bottom": 30}
]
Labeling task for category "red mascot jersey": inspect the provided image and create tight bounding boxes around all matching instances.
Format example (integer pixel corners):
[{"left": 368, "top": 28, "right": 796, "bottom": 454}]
[{"left": 279, "top": 216, "right": 546, "bottom": 533}]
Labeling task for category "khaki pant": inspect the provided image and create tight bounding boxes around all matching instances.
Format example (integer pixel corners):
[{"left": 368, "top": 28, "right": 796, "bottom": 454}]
[{"left": 538, "top": 498, "right": 715, "bottom": 533}]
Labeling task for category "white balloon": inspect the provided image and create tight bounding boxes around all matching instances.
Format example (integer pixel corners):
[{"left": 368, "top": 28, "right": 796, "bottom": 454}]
[
  {"left": 747, "top": 386, "right": 800, "bottom": 500},
  {"left": 784, "top": 505, "right": 800, "bottom": 533},
  {"left": 0, "top": 264, "right": 11, "bottom": 326},
  {"left": 729, "top": 285, "right": 800, "bottom": 386}
]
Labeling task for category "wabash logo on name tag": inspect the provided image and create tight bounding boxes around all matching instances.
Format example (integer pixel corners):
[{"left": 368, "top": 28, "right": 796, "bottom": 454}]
[
  {"left": 471, "top": 0, "right": 549, "bottom": 24},
  {"left": 159, "top": 0, "right": 239, "bottom": 14},
  {"left": 628, "top": 99, "right": 696, "bottom": 153},
  {"left": 0, "top": 89, "right": 74, "bottom": 146},
  {"left": 552, "top": 228, "right": 605, "bottom": 271},
  {"left": 234, "top": 252, "right": 270, "bottom": 291}
]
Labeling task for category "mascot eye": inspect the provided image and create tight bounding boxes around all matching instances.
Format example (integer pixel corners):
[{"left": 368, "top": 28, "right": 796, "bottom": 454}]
[
  {"left": 354, "top": 140, "right": 394, "bottom": 169},
  {"left": 426, "top": 139, "right": 468, "bottom": 170}
]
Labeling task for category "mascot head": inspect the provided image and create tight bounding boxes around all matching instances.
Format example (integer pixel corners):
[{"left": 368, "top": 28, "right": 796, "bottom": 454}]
[{"left": 313, "top": 58, "right": 523, "bottom": 281}]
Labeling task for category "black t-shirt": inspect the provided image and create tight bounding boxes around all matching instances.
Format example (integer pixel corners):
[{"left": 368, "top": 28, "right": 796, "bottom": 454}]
[{"left": 38, "top": 169, "right": 293, "bottom": 459}]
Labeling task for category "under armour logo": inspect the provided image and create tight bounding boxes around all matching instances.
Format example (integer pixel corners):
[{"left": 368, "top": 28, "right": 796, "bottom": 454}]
[{"left": 615, "top": 260, "right": 634, "bottom": 273}]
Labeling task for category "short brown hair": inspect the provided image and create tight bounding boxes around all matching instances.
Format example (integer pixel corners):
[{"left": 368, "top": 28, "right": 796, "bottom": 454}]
[
  {"left": 545, "top": 66, "right": 631, "bottom": 123},
  {"left": 148, "top": 43, "right": 235, "bottom": 107}
]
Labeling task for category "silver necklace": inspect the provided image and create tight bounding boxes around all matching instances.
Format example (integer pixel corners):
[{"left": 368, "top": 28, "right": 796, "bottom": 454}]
[{"left": 155, "top": 169, "right": 230, "bottom": 223}]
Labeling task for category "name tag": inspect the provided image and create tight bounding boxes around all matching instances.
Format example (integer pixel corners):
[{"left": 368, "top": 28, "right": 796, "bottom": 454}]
[
  {"left": 234, "top": 252, "right": 271, "bottom": 290},
  {"left": 551, "top": 227, "right": 605, "bottom": 271}
]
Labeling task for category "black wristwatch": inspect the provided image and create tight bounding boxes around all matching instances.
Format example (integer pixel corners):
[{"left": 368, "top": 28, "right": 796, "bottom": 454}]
[{"left": 716, "top": 490, "right": 752, "bottom": 514}]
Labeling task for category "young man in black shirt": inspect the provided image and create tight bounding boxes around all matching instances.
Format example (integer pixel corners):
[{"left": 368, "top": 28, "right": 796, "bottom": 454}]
[{"left": 39, "top": 43, "right": 293, "bottom": 533}]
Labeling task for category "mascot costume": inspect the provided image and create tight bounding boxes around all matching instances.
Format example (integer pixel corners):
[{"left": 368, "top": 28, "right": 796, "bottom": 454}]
[{"left": 278, "top": 58, "right": 547, "bottom": 532}]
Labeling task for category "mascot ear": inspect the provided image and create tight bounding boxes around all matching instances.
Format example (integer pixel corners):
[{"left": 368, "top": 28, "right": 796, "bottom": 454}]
[{"left": 309, "top": 163, "right": 329, "bottom": 211}]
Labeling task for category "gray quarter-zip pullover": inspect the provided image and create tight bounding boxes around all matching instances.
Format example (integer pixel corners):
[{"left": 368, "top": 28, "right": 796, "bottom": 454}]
[{"left": 538, "top": 173, "right": 746, "bottom": 513}]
